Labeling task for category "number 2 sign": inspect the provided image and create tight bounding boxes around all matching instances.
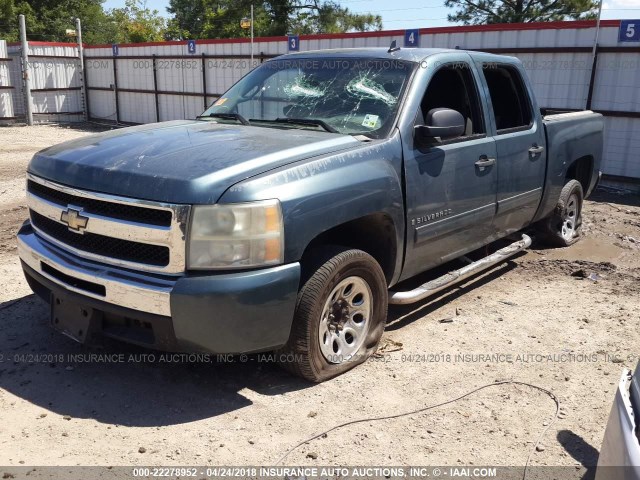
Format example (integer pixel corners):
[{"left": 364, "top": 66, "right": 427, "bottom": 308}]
[{"left": 619, "top": 20, "right": 640, "bottom": 42}]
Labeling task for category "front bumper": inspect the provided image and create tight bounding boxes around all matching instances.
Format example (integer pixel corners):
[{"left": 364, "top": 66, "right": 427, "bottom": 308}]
[{"left": 17, "top": 223, "right": 300, "bottom": 354}]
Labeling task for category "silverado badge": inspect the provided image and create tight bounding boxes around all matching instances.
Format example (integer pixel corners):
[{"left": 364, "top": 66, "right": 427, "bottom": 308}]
[{"left": 411, "top": 208, "right": 453, "bottom": 226}]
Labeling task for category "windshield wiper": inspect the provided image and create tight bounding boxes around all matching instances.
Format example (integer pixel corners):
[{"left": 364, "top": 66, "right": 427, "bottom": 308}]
[
  {"left": 272, "top": 117, "right": 338, "bottom": 133},
  {"left": 196, "top": 113, "right": 251, "bottom": 125}
]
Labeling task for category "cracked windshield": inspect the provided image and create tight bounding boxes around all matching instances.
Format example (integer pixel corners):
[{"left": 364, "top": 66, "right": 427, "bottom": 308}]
[{"left": 200, "top": 58, "right": 415, "bottom": 138}]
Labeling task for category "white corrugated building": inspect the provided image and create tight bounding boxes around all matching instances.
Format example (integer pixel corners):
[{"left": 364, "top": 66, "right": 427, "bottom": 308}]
[{"left": 2, "top": 20, "right": 639, "bottom": 183}]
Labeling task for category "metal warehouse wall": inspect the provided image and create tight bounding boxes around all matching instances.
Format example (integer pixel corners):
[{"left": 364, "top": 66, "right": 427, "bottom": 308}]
[
  {"left": 2, "top": 20, "right": 639, "bottom": 180},
  {"left": 84, "top": 23, "right": 611, "bottom": 123},
  {"left": 6, "top": 43, "right": 23, "bottom": 119},
  {"left": 5, "top": 42, "right": 83, "bottom": 123},
  {"left": 81, "top": 20, "right": 640, "bottom": 181},
  {"left": 0, "top": 40, "right": 16, "bottom": 121}
]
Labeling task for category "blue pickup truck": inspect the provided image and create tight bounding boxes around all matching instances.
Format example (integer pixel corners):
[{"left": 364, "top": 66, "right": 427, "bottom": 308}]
[{"left": 17, "top": 47, "right": 603, "bottom": 381}]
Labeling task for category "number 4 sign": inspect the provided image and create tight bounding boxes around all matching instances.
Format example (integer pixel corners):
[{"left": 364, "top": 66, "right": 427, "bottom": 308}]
[
  {"left": 619, "top": 20, "right": 640, "bottom": 42},
  {"left": 404, "top": 29, "right": 420, "bottom": 48}
]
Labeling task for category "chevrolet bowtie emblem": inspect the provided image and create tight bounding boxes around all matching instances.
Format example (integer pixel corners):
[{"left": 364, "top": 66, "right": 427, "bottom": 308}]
[{"left": 60, "top": 207, "right": 89, "bottom": 233}]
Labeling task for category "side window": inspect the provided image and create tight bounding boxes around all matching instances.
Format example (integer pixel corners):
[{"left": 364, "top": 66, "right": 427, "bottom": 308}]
[
  {"left": 482, "top": 65, "right": 533, "bottom": 133},
  {"left": 420, "top": 63, "right": 485, "bottom": 139}
]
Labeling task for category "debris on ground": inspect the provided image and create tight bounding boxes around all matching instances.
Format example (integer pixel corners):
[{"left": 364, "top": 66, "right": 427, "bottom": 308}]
[
  {"left": 373, "top": 338, "right": 403, "bottom": 356},
  {"left": 571, "top": 269, "right": 589, "bottom": 278}
]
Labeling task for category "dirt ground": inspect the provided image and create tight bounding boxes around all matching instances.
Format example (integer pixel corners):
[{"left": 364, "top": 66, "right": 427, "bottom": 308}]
[{"left": 0, "top": 124, "right": 639, "bottom": 476}]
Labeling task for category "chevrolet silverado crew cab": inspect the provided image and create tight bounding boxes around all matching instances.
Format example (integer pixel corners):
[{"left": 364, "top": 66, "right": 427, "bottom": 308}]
[{"left": 17, "top": 47, "right": 603, "bottom": 382}]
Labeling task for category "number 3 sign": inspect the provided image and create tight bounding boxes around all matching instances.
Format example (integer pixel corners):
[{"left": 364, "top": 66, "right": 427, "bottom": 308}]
[{"left": 288, "top": 35, "right": 300, "bottom": 51}]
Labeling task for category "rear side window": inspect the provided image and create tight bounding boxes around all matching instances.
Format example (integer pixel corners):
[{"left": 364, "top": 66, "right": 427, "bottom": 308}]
[{"left": 482, "top": 65, "right": 532, "bottom": 133}]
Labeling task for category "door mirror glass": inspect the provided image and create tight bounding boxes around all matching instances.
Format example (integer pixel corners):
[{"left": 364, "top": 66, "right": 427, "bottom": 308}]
[{"left": 415, "top": 108, "right": 465, "bottom": 143}]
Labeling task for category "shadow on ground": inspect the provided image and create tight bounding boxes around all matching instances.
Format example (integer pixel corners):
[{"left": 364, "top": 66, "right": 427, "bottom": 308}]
[
  {"left": 387, "top": 255, "right": 520, "bottom": 331},
  {"left": 557, "top": 429, "right": 600, "bottom": 480},
  {"left": 0, "top": 294, "right": 310, "bottom": 427},
  {"left": 0, "top": 123, "right": 112, "bottom": 134},
  {"left": 589, "top": 186, "right": 640, "bottom": 207}
]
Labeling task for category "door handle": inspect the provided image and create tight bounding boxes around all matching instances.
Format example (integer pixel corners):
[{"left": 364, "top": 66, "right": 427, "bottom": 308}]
[
  {"left": 475, "top": 156, "right": 496, "bottom": 170},
  {"left": 529, "top": 145, "right": 545, "bottom": 155}
]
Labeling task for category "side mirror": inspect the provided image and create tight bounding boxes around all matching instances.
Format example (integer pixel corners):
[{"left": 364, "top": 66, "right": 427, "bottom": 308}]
[{"left": 415, "top": 108, "right": 465, "bottom": 143}]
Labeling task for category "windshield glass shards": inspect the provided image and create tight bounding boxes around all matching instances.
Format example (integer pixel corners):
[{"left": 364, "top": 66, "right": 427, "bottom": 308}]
[{"left": 200, "top": 58, "right": 415, "bottom": 138}]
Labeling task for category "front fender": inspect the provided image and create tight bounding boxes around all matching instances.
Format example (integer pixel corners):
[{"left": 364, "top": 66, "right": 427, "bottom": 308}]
[{"left": 218, "top": 131, "right": 406, "bottom": 284}]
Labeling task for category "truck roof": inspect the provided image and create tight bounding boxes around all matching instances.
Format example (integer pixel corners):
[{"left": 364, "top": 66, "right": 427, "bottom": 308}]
[{"left": 278, "top": 47, "right": 518, "bottom": 65}]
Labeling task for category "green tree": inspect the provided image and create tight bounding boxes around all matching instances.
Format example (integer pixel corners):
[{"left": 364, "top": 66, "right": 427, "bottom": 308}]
[
  {"left": 445, "top": 0, "right": 599, "bottom": 24},
  {"left": 0, "top": 0, "right": 165, "bottom": 44},
  {"left": 166, "top": 0, "right": 382, "bottom": 40},
  {"left": 290, "top": 1, "right": 382, "bottom": 34},
  {"left": 0, "top": 0, "right": 20, "bottom": 41},
  {"left": 0, "top": 0, "right": 113, "bottom": 44},
  {"left": 106, "top": 0, "right": 166, "bottom": 43}
]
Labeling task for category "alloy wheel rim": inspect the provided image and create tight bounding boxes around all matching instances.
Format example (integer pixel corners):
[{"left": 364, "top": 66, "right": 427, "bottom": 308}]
[
  {"left": 561, "top": 193, "right": 579, "bottom": 241},
  {"left": 318, "top": 276, "right": 372, "bottom": 364}
]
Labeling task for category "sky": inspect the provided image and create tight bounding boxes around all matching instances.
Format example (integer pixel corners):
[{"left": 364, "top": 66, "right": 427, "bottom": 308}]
[{"left": 102, "top": 0, "right": 640, "bottom": 29}]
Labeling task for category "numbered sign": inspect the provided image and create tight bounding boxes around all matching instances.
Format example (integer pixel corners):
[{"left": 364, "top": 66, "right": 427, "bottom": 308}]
[
  {"left": 187, "top": 39, "right": 197, "bottom": 54},
  {"left": 112, "top": 44, "right": 119, "bottom": 56},
  {"left": 619, "top": 20, "right": 640, "bottom": 42},
  {"left": 288, "top": 35, "right": 300, "bottom": 52},
  {"left": 404, "top": 29, "right": 420, "bottom": 48}
]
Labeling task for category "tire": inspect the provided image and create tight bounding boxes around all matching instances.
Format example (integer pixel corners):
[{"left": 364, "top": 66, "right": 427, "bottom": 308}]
[
  {"left": 277, "top": 247, "right": 388, "bottom": 382},
  {"left": 540, "top": 179, "right": 584, "bottom": 247}
]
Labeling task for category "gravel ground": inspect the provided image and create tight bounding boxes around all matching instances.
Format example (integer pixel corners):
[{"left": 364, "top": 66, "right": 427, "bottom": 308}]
[{"left": 0, "top": 125, "right": 639, "bottom": 476}]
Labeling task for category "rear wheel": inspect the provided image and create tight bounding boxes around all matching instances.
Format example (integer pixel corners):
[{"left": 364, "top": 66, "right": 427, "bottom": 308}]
[
  {"left": 540, "top": 179, "right": 584, "bottom": 247},
  {"left": 278, "top": 248, "right": 388, "bottom": 382}
]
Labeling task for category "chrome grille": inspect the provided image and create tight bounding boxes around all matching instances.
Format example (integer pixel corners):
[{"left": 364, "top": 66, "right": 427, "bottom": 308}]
[
  {"left": 27, "top": 180, "right": 173, "bottom": 226},
  {"left": 30, "top": 211, "right": 170, "bottom": 266},
  {"left": 26, "top": 173, "right": 190, "bottom": 274}
]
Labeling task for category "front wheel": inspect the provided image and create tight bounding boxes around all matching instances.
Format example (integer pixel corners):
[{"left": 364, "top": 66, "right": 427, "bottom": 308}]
[
  {"left": 540, "top": 179, "right": 584, "bottom": 247},
  {"left": 277, "top": 248, "right": 388, "bottom": 382}
]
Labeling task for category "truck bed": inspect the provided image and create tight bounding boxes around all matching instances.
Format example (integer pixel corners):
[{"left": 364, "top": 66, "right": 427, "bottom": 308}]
[{"left": 533, "top": 109, "right": 604, "bottom": 223}]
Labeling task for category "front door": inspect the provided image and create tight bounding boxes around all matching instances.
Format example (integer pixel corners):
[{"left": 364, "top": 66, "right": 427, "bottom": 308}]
[{"left": 401, "top": 59, "right": 498, "bottom": 281}]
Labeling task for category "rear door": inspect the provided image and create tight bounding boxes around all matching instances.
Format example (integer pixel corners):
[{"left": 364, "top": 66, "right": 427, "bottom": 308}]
[
  {"left": 401, "top": 56, "right": 498, "bottom": 280},
  {"left": 477, "top": 60, "right": 547, "bottom": 234}
]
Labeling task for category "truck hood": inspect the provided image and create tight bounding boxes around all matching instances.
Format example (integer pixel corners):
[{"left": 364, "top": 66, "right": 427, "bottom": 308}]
[{"left": 28, "top": 120, "right": 360, "bottom": 204}]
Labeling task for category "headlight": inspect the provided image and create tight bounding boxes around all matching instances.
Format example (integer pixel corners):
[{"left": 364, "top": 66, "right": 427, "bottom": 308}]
[{"left": 187, "top": 199, "right": 284, "bottom": 269}]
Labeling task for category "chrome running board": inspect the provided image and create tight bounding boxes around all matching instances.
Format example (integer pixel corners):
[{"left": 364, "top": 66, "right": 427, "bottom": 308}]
[{"left": 388, "top": 234, "right": 532, "bottom": 305}]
